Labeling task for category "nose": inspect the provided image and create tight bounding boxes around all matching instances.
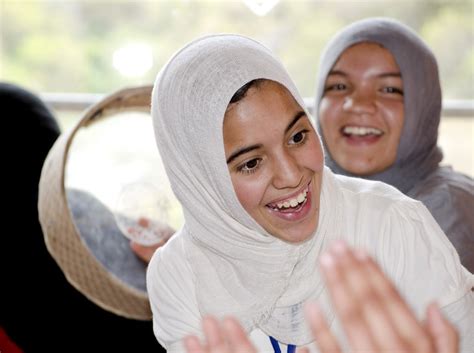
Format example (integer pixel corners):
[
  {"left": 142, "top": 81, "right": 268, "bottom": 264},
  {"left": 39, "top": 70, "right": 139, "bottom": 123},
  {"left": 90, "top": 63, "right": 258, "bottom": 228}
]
[
  {"left": 343, "top": 89, "right": 376, "bottom": 115},
  {"left": 272, "top": 150, "right": 303, "bottom": 190}
]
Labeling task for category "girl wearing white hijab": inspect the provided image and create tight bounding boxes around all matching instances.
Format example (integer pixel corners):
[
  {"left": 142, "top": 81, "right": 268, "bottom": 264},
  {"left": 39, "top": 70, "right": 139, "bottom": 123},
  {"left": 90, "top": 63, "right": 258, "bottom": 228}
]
[
  {"left": 314, "top": 17, "right": 474, "bottom": 273},
  {"left": 147, "top": 34, "right": 474, "bottom": 352}
]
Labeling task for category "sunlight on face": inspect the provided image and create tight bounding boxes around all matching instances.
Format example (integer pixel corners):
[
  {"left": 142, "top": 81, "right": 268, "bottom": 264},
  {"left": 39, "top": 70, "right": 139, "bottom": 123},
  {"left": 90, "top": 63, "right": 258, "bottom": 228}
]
[
  {"left": 319, "top": 42, "right": 405, "bottom": 175},
  {"left": 223, "top": 80, "right": 324, "bottom": 243}
]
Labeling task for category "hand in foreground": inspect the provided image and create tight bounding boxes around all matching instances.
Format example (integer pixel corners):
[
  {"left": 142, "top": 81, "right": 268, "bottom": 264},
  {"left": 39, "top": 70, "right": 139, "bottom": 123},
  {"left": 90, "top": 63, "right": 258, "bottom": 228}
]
[
  {"left": 184, "top": 316, "right": 257, "bottom": 353},
  {"left": 298, "top": 240, "right": 459, "bottom": 353}
]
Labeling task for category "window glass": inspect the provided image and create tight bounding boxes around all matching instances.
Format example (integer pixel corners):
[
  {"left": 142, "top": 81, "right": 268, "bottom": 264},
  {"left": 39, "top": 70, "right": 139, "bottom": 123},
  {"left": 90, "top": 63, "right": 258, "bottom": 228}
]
[
  {"left": 1, "top": 0, "right": 472, "bottom": 176},
  {"left": 1, "top": 0, "right": 472, "bottom": 99}
]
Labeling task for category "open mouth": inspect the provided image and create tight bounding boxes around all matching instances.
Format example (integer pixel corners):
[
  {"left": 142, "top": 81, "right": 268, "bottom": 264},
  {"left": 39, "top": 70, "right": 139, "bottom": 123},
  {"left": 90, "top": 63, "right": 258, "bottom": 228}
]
[
  {"left": 266, "top": 183, "right": 310, "bottom": 214},
  {"left": 341, "top": 125, "right": 383, "bottom": 137}
]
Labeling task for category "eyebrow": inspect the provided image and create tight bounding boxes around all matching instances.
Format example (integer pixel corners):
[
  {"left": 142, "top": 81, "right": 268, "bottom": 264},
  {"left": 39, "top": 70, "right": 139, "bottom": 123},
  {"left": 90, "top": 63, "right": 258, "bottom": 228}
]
[
  {"left": 226, "top": 110, "right": 307, "bottom": 165},
  {"left": 226, "top": 144, "right": 262, "bottom": 164},
  {"left": 327, "top": 69, "right": 401, "bottom": 79},
  {"left": 285, "top": 111, "right": 306, "bottom": 134},
  {"left": 378, "top": 72, "right": 402, "bottom": 78},
  {"left": 327, "top": 70, "right": 347, "bottom": 77}
]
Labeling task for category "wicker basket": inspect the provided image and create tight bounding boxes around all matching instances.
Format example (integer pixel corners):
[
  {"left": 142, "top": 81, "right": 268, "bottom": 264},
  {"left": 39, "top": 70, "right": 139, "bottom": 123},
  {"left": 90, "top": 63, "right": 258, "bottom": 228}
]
[{"left": 38, "top": 85, "right": 156, "bottom": 320}]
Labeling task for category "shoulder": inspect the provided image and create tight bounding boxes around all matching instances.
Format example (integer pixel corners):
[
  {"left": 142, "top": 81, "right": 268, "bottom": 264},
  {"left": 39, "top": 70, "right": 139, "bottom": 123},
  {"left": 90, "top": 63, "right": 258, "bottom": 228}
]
[
  {"left": 323, "top": 168, "right": 429, "bottom": 242},
  {"left": 411, "top": 166, "right": 474, "bottom": 202},
  {"left": 147, "top": 230, "right": 192, "bottom": 287},
  {"left": 408, "top": 167, "right": 474, "bottom": 266},
  {"left": 333, "top": 171, "right": 411, "bottom": 203},
  {"left": 369, "top": 199, "right": 473, "bottom": 314},
  {"left": 146, "top": 232, "right": 201, "bottom": 351},
  {"left": 330, "top": 170, "right": 461, "bottom": 233},
  {"left": 329, "top": 171, "right": 418, "bottom": 221},
  {"left": 327, "top": 171, "right": 472, "bottom": 311}
]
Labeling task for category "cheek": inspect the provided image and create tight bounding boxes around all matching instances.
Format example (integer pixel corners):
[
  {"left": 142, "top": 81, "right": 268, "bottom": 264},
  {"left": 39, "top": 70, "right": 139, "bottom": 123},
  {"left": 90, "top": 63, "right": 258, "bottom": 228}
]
[
  {"left": 319, "top": 98, "right": 339, "bottom": 136},
  {"left": 318, "top": 98, "right": 332, "bottom": 121},
  {"left": 303, "top": 139, "right": 325, "bottom": 170},
  {"left": 382, "top": 103, "right": 404, "bottom": 141},
  {"left": 231, "top": 176, "right": 265, "bottom": 214}
]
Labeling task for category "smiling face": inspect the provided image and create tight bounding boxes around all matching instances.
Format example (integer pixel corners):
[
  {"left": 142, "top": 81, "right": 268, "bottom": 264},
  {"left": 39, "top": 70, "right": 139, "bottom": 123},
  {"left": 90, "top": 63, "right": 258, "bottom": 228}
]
[
  {"left": 223, "top": 80, "right": 324, "bottom": 243},
  {"left": 318, "top": 42, "right": 405, "bottom": 175}
]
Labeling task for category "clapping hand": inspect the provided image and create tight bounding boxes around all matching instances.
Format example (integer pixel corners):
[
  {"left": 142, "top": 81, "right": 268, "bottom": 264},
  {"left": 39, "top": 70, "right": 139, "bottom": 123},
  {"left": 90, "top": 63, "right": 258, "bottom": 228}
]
[{"left": 299, "top": 240, "right": 458, "bottom": 353}]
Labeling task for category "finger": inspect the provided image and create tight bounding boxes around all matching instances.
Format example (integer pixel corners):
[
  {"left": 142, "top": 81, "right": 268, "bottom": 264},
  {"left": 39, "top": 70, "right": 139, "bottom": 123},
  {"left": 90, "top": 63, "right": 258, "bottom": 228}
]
[
  {"left": 426, "top": 302, "right": 459, "bottom": 353},
  {"left": 296, "top": 347, "right": 310, "bottom": 353},
  {"left": 304, "top": 301, "right": 342, "bottom": 353},
  {"left": 202, "top": 316, "right": 228, "bottom": 353},
  {"left": 332, "top": 243, "right": 409, "bottom": 349},
  {"left": 184, "top": 335, "right": 206, "bottom": 353},
  {"left": 319, "top": 244, "right": 377, "bottom": 350},
  {"left": 222, "top": 317, "right": 257, "bottom": 353},
  {"left": 296, "top": 348, "right": 310, "bottom": 353},
  {"left": 360, "top": 250, "right": 434, "bottom": 352}
]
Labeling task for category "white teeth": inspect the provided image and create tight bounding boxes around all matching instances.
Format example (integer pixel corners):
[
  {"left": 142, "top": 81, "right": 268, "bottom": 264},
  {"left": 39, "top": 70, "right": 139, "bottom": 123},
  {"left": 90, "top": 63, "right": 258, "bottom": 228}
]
[
  {"left": 343, "top": 126, "right": 382, "bottom": 136},
  {"left": 274, "top": 188, "right": 308, "bottom": 210},
  {"left": 297, "top": 193, "right": 305, "bottom": 203}
]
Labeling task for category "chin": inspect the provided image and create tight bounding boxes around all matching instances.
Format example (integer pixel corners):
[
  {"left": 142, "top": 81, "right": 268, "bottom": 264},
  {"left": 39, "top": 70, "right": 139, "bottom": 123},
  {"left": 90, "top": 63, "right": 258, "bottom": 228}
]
[
  {"left": 340, "top": 161, "right": 374, "bottom": 175},
  {"left": 274, "top": 228, "right": 315, "bottom": 244}
]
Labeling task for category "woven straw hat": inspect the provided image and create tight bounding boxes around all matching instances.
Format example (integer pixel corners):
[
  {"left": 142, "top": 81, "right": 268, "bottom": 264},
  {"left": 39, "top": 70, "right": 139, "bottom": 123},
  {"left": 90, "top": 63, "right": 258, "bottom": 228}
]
[{"left": 38, "top": 85, "right": 174, "bottom": 320}]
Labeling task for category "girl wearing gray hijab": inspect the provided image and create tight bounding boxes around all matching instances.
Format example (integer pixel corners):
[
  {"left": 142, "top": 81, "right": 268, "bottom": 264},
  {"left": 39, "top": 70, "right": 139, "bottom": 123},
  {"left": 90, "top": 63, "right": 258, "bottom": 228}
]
[
  {"left": 147, "top": 34, "right": 473, "bottom": 353},
  {"left": 314, "top": 17, "right": 474, "bottom": 273}
]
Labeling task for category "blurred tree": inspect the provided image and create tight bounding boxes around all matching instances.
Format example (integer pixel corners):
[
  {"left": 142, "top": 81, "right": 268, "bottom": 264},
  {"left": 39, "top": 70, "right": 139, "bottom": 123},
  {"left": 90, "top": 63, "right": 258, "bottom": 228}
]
[{"left": 0, "top": 0, "right": 472, "bottom": 99}]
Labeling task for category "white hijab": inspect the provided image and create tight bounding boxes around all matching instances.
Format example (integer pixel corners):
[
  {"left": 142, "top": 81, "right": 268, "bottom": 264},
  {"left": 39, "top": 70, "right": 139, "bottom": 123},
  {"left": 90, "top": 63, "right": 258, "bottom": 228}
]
[{"left": 151, "top": 34, "right": 339, "bottom": 344}]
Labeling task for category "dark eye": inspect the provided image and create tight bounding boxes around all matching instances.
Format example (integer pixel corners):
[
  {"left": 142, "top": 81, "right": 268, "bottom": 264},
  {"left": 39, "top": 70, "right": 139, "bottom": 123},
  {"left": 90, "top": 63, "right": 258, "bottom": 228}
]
[
  {"left": 237, "top": 158, "right": 261, "bottom": 174},
  {"left": 245, "top": 159, "right": 258, "bottom": 169},
  {"left": 289, "top": 130, "right": 308, "bottom": 145},
  {"left": 382, "top": 86, "right": 404, "bottom": 95},
  {"left": 325, "top": 83, "right": 346, "bottom": 92}
]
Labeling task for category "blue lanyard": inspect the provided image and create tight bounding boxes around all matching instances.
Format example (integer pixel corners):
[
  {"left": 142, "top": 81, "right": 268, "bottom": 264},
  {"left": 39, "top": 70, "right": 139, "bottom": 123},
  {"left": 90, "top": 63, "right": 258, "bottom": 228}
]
[{"left": 269, "top": 336, "right": 296, "bottom": 353}]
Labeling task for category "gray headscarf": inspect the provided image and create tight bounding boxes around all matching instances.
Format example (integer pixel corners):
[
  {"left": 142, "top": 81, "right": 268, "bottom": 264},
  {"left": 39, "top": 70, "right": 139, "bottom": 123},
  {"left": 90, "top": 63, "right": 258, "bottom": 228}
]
[
  {"left": 314, "top": 17, "right": 474, "bottom": 273},
  {"left": 314, "top": 17, "right": 443, "bottom": 194}
]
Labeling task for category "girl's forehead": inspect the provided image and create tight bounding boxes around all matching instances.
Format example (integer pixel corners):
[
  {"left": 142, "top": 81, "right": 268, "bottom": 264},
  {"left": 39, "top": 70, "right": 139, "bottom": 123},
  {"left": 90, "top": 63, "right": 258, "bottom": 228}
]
[
  {"left": 223, "top": 83, "right": 308, "bottom": 142},
  {"left": 339, "top": 41, "right": 395, "bottom": 62},
  {"left": 335, "top": 44, "right": 400, "bottom": 73}
]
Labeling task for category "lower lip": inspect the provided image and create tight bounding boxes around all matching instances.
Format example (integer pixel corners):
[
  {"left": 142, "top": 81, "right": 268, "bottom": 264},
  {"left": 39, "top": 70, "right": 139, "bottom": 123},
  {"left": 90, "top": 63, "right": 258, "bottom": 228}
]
[{"left": 266, "top": 187, "right": 313, "bottom": 222}]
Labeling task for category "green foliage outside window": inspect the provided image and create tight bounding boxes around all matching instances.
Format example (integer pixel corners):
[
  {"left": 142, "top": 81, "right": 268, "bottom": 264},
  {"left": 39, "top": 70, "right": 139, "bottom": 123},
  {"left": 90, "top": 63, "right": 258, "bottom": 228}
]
[{"left": 1, "top": 0, "right": 472, "bottom": 100}]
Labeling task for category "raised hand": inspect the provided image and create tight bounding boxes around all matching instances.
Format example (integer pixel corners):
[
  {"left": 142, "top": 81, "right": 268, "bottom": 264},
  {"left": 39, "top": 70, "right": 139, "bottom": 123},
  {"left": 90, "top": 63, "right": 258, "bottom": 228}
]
[{"left": 299, "top": 240, "right": 459, "bottom": 353}]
